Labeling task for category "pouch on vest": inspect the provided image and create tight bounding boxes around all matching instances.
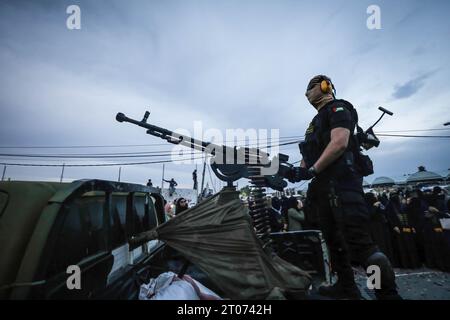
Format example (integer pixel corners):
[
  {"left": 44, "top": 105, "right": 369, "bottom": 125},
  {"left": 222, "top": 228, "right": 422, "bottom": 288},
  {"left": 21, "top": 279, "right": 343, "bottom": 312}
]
[
  {"left": 354, "top": 151, "right": 374, "bottom": 177},
  {"left": 348, "top": 106, "right": 375, "bottom": 177}
]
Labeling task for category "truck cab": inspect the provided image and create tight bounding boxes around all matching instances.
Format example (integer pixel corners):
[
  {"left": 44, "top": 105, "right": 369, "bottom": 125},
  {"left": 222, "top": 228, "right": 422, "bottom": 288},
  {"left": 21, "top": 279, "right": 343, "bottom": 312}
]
[{"left": 0, "top": 179, "right": 200, "bottom": 299}]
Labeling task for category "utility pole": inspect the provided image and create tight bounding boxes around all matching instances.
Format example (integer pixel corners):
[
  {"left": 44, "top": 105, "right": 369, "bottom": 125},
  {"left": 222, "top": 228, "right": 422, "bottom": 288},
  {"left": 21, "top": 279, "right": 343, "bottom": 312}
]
[
  {"left": 60, "top": 163, "right": 65, "bottom": 183},
  {"left": 1, "top": 165, "right": 6, "bottom": 181},
  {"left": 195, "top": 164, "right": 198, "bottom": 198},
  {"left": 161, "top": 164, "right": 165, "bottom": 190},
  {"left": 207, "top": 164, "right": 216, "bottom": 193},
  {"left": 118, "top": 167, "right": 122, "bottom": 182},
  {"left": 200, "top": 156, "right": 207, "bottom": 201}
]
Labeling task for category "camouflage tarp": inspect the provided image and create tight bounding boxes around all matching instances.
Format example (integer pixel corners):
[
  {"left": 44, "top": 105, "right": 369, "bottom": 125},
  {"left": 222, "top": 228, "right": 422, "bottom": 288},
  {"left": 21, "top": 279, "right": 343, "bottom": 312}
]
[{"left": 146, "top": 188, "right": 312, "bottom": 299}]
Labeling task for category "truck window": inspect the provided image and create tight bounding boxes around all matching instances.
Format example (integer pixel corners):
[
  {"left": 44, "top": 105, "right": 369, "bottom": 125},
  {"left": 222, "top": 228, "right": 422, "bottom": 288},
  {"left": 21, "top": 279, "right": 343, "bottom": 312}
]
[
  {"left": 45, "top": 192, "right": 159, "bottom": 278},
  {"left": 46, "top": 196, "right": 107, "bottom": 278},
  {"left": 146, "top": 199, "right": 158, "bottom": 229},
  {"left": 110, "top": 206, "right": 126, "bottom": 249},
  {"left": 135, "top": 195, "right": 156, "bottom": 232},
  {"left": 0, "top": 191, "right": 8, "bottom": 218}
]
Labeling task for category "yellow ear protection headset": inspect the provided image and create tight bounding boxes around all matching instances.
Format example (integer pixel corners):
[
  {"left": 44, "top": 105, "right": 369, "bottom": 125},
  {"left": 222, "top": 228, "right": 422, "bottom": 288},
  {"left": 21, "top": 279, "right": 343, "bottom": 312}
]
[
  {"left": 307, "top": 75, "right": 336, "bottom": 97},
  {"left": 320, "top": 77, "right": 333, "bottom": 94}
]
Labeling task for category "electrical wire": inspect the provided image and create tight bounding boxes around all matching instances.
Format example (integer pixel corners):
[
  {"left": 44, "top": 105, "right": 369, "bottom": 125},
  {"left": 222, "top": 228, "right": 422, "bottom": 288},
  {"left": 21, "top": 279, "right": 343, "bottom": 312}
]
[
  {"left": 0, "top": 128, "right": 448, "bottom": 150},
  {"left": 0, "top": 138, "right": 302, "bottom": 166},
  {"left": 0, "top": 135, "right": 305, "bottom": 149},
  {"left": 0, "top": 155, "right": 208, "bottom": 167},
  {"left": 375, "top": 128, "right": 450, "bottom": 133},
  {"left": 0, "top": 138, "right": 303, "bottom": 159},
  {"left": 1, "top": 128, "right": 449, "bottom": 168},
  {"left": 377, "top": 133, "right": 450, "bottom": 138},
  {"left": 0, "top": 152, "right": 198, "bottom": 159}
]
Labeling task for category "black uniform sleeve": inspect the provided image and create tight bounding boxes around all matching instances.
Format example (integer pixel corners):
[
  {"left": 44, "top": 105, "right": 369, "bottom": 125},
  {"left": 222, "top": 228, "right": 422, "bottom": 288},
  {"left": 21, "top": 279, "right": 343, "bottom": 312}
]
[{"left": 327, "top": 102, "right": 353, "bottom": 130}]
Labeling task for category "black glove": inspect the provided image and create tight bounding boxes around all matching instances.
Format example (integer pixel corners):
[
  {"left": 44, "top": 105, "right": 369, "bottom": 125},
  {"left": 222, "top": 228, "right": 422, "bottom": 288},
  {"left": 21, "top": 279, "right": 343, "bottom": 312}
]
[{"left": 288, "top": 167, "right": 314, "bottom": 183}]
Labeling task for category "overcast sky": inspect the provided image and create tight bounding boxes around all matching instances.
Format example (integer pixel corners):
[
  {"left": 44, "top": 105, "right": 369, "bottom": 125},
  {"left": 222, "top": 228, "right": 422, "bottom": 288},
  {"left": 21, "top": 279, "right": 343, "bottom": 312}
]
[{"left": 0, "top": 0, "right": 449, "bottom": 190}]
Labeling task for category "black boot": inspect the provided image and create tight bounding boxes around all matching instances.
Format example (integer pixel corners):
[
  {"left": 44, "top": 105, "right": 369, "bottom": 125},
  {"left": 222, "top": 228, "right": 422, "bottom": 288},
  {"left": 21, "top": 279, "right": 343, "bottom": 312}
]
[
  {"left": 318, "top": 281, "right": 361, "bottom": 300},
  {"left": 320, "top": 243, "right": 361, "bottom": 299},
  {"left": 365, "top": 252, "right": 402, "bottom": 300}
]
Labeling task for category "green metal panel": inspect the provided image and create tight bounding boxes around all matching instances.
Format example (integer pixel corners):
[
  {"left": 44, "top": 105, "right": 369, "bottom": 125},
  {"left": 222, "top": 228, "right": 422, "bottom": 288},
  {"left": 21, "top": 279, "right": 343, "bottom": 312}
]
[
  {"left": 0, "top": 181, "right": 67, "bottom": 298},
  {"left": 0, "top": 180, "right": 163, "bottom": 299}
]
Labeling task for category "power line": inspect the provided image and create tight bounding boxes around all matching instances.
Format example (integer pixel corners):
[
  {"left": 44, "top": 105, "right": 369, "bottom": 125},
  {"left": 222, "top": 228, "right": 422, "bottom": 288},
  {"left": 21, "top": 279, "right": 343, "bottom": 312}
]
[
  {"left": 0, "top": 140, "right": 303, "bottom": 168},
  {"left": 0, "top": 139, "right": 302, "bottom": 166},
  {"left": 1, "top": 128, "right": 448, "bottom": 150},
  {"left": 0, "top": 152, "right": 199, "bottom": 159},
  {"left": 0, "top": 149, "right": 297, "bottom": 162},
  {"left": 2, "top": 132, "right": 448, "bottom": 167},
  {"left": 375, "top": 128, "right": 450, "bottom": 133},
  {"left": 377, "top": 133, "right": 450, "bottom": 138},
  {"left": 0, "top": 155, "right": 208, "bottom": 167},
  {"left": 0, "top": 143, "right": 171, "bottom": 149},
  {"left": 0, "top": 138, "right": 303, "bottom": 159},
  {"left": 17, "top": 149, "right": 201, "bottom": 156},
  {"left": 0, "top": 135, "right": 304, "bottom": 150}
]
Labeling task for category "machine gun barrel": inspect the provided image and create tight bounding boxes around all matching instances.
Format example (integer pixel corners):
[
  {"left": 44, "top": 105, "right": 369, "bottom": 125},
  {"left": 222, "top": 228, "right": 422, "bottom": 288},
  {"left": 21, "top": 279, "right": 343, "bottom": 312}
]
[
  {"left": 116, "top": 111, "right": 291, "bottom": 191},
  {"left": 116, "top": 112, "right": 210, "bottom": 154},
  {"left": 116, "top": 111, "right": 269, "bottom": 163}
]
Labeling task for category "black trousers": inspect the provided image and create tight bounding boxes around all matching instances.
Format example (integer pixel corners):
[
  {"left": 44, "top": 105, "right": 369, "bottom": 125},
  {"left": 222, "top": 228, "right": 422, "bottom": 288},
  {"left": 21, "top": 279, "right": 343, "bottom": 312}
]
[
  {"left": 309, "top": 180, "right": 398, "bottom": 299},
  {"left": 312, "top": 188, "right": 377, "bottom": 285}
]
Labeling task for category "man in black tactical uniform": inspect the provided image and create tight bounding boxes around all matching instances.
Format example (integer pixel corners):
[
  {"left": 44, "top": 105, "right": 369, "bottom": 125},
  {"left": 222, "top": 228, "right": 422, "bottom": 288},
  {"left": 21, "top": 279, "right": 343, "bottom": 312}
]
[{"left": 288, "top": 75, "right": 401, "bottom": 300}]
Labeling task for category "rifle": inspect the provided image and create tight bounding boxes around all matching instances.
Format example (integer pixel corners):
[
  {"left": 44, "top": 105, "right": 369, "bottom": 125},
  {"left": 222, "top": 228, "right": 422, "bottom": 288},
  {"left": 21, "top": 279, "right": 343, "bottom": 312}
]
[{"left": 116, "top": 111, "right": 292, "bottom": 191}]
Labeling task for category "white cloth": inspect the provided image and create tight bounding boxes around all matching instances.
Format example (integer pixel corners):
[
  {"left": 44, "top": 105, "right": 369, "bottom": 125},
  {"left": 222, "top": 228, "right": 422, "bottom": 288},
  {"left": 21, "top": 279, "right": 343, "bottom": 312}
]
[
  {"left": 440, "top": 218, "right": 450, "bottom": 230},
  {"left": 139, "top": 271, "right": 221, "bottom": 300}
]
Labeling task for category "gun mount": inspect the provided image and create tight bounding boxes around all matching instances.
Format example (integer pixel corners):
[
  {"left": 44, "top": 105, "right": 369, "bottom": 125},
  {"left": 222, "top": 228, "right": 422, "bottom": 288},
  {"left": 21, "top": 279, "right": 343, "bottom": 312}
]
[
  {"left": 116, "top": 111, "right": 292, "bottom": 191},
  {"left": 116, "top": 111, "right": 294, "bottom": 250}
]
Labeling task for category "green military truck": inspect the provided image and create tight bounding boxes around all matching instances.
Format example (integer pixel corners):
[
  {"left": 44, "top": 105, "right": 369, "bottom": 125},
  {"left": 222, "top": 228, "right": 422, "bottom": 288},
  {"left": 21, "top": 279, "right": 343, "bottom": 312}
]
[
  {"left": 0, "top": 179, "right": 187, "bottom": 299},
  {"left": 0, "top": 179, "right": 319, "bottom": 300}
]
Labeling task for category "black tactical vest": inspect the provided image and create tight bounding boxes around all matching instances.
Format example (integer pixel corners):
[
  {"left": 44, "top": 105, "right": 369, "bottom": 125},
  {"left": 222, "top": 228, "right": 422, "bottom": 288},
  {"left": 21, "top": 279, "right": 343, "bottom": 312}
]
[{"left": 299, "top": 99, "right": 360, "bottom": 179}]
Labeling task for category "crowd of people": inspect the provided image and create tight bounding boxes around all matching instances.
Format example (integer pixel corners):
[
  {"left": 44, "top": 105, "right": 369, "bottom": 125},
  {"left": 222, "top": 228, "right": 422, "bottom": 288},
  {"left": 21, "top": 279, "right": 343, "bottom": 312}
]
[
  {"left": 266, "top": 186, "right": 450, "bottom": 272},
  {"left": 160, "top": 178, "right": 450, "bottom": 273},
  {"left": 268, "top": 196, "right": 307, "bottom": 232},
  {"left": 164, "top": 197, "right": 190, "bottom": 220},
  {"left": 364, "top": 186, "right": 450, "bottom": 272}
]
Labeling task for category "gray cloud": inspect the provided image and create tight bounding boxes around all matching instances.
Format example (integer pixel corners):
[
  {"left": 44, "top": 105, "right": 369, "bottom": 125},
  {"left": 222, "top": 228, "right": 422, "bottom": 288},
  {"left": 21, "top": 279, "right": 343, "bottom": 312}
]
[
  {"left": 0, "top": 0, "right": 449, "bottom": 188},
  {"left": 365, "top": 137, "right": 450, "bottom": 184},
  {"left": 391, "top": 71, "right": 436, "bottom": 100}
]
